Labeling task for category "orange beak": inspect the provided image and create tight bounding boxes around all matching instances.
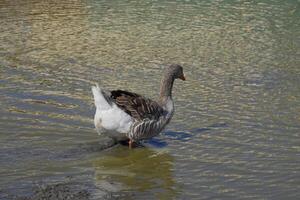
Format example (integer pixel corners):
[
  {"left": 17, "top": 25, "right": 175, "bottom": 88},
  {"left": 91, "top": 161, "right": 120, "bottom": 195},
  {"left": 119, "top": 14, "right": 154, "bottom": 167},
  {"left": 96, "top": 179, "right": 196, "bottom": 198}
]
[{"left": 180, "top": 74, "right": 186, "bottom": 81}]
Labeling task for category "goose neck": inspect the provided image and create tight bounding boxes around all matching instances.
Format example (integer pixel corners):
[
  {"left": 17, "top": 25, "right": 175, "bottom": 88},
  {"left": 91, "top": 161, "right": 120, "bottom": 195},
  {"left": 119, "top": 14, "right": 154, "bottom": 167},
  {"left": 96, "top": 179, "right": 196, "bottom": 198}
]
[{"left": 159, "top": 74, "right": 174, "bottom": 106}]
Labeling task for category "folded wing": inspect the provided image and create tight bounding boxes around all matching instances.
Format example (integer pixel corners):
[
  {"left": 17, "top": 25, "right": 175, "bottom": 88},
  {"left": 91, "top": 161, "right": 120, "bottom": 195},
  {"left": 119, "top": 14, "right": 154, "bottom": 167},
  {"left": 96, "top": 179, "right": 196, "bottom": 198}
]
[{"left": 110, "top": 90, "right": 165, "bottom": 121}]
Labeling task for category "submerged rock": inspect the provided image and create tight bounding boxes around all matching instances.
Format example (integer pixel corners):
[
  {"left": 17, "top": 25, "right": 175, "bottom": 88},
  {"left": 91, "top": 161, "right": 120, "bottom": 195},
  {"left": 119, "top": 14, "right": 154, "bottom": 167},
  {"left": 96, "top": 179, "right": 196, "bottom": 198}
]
[{"left": 13, "top": 183, "right": 90, "bottom": 200}]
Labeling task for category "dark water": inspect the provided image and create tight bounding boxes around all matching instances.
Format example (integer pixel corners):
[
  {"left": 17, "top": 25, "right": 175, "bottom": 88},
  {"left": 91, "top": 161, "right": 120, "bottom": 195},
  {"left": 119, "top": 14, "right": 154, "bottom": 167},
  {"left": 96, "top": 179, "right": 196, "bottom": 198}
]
[{"left": 0, "top": 0, "right": 299, "bottom": 199}]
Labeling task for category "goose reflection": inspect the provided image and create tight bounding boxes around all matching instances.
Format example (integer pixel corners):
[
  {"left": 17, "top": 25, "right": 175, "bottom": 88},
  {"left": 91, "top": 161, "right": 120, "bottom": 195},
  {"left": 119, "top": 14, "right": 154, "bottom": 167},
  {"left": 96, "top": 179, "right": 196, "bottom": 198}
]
[{"left": 92, "top": 146, "right": 179, "bottom": 199}]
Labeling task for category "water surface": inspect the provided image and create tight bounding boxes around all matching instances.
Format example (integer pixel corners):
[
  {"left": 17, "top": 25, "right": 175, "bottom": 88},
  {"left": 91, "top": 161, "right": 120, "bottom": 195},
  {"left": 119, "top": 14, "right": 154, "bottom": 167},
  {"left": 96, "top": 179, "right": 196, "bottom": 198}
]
[{"left": 0, "top": 0, "right": 299, "bottom": 199}]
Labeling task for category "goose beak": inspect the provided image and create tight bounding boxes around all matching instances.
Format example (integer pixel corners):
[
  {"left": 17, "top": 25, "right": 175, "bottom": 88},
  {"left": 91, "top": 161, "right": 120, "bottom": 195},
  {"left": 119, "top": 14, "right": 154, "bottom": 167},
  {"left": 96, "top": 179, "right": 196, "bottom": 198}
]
[{"left": 180, "top": 74, "right": 186, "bottom": 81}]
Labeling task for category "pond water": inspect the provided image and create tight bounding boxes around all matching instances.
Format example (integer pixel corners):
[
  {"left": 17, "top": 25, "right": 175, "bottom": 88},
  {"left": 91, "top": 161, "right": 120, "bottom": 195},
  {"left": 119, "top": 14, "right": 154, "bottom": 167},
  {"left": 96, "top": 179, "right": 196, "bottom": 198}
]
[{"left": 0, "top": 0, "right": 299, "bottom": 199}]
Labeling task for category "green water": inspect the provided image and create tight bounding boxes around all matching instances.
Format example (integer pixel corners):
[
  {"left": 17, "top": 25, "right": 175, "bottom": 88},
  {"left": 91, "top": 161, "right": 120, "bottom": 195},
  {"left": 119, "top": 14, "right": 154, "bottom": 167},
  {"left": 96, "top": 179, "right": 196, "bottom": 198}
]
[{"left": 0, "top": 0, "right": 299, "bottom": 199}]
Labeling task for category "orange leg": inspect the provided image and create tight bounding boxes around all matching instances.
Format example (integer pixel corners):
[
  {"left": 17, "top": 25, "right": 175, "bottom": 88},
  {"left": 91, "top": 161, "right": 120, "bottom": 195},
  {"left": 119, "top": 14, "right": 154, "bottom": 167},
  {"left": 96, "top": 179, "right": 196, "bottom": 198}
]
[{"left": 129, "top": 139, "right": 133, "bottom": 149}]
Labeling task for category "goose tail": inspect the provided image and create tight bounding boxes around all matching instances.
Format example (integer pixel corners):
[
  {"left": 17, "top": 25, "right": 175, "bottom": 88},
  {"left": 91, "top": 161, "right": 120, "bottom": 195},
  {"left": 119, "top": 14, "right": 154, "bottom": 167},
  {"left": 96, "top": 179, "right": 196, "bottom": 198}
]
[{"left": 92, "top": 83, "right": 112, "bottom": 110}]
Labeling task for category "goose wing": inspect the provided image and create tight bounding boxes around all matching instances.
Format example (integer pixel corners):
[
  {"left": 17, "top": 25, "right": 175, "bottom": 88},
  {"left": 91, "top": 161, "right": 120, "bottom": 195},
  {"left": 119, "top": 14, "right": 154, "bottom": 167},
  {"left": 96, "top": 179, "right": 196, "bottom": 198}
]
[{"left": 110, "top": 90, "right": 164, "bottom": 121}]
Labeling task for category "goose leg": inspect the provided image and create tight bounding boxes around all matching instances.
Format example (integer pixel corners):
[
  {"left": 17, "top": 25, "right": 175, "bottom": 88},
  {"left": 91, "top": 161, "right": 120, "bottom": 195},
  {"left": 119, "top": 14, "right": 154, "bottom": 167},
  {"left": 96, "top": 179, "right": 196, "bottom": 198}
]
[{"left": 129, "top": 139, "right": 133, "bottom": 149}]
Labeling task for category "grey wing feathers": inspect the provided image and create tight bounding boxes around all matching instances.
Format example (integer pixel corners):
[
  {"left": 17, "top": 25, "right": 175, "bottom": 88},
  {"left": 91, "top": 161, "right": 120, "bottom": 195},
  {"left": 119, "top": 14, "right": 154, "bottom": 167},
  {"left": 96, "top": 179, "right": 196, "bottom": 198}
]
[{"left": 110, "top": 90, "right": 165, "bottom": 121}]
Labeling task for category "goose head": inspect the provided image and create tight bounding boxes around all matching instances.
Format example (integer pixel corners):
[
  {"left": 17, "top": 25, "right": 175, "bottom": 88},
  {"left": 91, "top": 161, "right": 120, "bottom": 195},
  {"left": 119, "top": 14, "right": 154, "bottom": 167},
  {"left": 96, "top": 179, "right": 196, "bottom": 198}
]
[{"left": 165, "top": 64, "right": 186, "bottom": 81}]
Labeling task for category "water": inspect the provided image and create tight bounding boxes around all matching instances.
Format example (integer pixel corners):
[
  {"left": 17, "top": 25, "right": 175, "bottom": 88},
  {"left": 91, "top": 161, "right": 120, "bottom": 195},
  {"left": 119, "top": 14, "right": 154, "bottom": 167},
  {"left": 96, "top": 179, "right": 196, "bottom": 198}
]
[{"left": 0, "top": 0, "right": 299, "bottom": 199}]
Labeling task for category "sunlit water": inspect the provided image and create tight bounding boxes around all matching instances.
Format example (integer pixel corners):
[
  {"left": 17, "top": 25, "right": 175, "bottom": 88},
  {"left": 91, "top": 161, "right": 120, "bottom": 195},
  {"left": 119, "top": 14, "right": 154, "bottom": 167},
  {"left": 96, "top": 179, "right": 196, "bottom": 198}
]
[{"left": 0, "top": 0, "right": 299, "bottom": 199}]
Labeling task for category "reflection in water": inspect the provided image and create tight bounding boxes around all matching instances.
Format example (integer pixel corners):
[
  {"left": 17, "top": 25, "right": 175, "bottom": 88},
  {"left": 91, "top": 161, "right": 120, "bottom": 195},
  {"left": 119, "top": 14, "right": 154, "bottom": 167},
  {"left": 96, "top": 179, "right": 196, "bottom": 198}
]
[{"left": 93, "top": 147, "right": 178, "bottom": 199}]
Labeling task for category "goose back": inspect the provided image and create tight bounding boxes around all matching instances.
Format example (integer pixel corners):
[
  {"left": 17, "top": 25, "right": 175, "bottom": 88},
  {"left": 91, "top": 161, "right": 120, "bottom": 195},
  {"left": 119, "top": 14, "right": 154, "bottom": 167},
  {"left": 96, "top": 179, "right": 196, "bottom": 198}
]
[{"left": 110, "top": 90, "right": 165, "bottom": 121}]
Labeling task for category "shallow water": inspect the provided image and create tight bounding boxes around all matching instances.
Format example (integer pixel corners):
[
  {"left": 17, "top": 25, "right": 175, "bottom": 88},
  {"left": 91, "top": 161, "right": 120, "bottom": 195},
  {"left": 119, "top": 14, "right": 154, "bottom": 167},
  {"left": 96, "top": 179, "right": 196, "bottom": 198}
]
[{"left": 0, "top": 0, "right": 299, "bottom": 199}]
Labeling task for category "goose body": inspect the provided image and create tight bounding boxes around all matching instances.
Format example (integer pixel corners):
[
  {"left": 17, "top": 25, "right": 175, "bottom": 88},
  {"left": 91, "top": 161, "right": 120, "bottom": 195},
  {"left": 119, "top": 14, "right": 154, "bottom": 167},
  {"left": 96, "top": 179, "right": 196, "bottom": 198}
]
[{"left": 92, "top": 64, "right": 185, "bottom": 145}]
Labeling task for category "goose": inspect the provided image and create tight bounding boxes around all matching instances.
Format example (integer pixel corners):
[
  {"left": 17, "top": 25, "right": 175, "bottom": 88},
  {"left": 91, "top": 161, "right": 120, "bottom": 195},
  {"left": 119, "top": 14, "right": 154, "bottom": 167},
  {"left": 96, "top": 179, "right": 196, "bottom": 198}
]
[{"left": 91, "top": 64, "right": 185, "bottom": 148}]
